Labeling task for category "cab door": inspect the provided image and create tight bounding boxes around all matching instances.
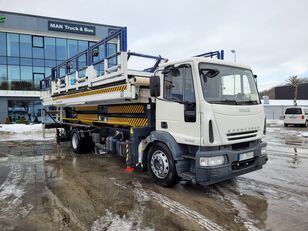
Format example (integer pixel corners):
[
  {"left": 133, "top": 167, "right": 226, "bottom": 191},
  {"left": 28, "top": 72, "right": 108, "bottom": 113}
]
[{"left": 156, "top": 63, "right": 201, "bottom": 146}]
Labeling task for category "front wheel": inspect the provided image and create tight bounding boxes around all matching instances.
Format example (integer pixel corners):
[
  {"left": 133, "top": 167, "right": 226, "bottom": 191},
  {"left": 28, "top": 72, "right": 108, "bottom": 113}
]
[{"left": 147, "top": 143, "right": 180, "bottom": 187}]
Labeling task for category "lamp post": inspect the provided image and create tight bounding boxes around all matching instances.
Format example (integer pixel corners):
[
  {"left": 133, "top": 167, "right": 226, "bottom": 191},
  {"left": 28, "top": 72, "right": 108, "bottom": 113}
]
[{"left": 231, "top": 50, "right": 236, "bottom": 62}]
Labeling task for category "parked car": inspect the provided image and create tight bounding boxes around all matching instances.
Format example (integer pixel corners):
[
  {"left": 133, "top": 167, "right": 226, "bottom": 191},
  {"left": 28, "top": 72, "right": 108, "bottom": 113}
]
[{"left": 284, "top": 107, "right": 308, "bottom": 127}]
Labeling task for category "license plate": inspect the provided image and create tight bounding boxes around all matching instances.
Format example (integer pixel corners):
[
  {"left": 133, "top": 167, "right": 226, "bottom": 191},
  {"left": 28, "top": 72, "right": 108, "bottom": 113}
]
[{"left": 238, "top": 152, "right": 254, "bottom": 161}]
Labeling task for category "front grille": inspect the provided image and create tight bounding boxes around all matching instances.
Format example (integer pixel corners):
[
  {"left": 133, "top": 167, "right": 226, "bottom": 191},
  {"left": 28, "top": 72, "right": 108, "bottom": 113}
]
[
  {"left": 227, "top": 130, "right": 258, "bottom": 141},
  {"left": 232, "top": 158, "right": 256, "bottom": 171},
  {"left": 227, "top": 130, "right": 257, "bottom": 137},
  {"left": 228, "top": 134, "right": 257, "bottom": 141}
]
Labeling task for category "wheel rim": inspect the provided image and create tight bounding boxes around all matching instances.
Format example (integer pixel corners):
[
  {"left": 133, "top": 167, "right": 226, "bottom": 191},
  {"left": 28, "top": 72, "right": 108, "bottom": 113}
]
[
  {"left": 150, "top": 150, "right": 170, "bottom": 179},
  {"left": 72, "top": 133, "right": 78, "bottom": 149}
]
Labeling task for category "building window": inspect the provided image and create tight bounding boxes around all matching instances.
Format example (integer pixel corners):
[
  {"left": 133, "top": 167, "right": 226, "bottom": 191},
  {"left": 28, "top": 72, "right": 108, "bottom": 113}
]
[
  {"left": 8, "top": 65, "right": 20, "bottom": 90},
  {"left": 78, "top": 40, "right": 88, "bottom": 52},
  {"left": 33, "top": 72, "right": 44, "bottom": 90},
  {"left": 20, "top": 35, "right": 32, "bottom": 58},
  {"left": 0, "top": 32, "right": 6, "bottom": 56},
  {"left": 20, "top": 58, "right": 32, "bottom": 66},
  {"left": 67, "top": 39, "right": 78, "bottom": 58},
  {"left": 33, "top": 47, "right": 44, "bottom": 59},
  {"left": 0, "top": 64, "right": 8, "bottom": 90},
  {"left": 7, "top": 33, "right": 19, "bottom": 57},
  {"left": 44, "top": 37, "right": 56, "bottom": 60},
  {"left": 56, "top": 38, "right": 67, "bottom": 60},
  {"left": 32, "top": 36, "right": 44, "bottom": 48},
  {"left": 20, "top": 66, "right": 33, "bottom": 90},
  {"left": 7, "top": 57, "right": 20, "bottom": 65}
]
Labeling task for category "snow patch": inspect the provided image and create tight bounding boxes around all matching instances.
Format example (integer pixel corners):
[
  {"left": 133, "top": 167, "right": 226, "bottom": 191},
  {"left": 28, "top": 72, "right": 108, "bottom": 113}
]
[
  {"left": 0, "top": 124, "right": 55, "bottom": 141},
  {"left": 91, "top": 210, "right": 135, "bottom": 231},
  {"left": 0, "top": 124, "right": 43, "bottom": 133},
  {"left": 266, "top": 119, "right": 283, "bottom": 127}
]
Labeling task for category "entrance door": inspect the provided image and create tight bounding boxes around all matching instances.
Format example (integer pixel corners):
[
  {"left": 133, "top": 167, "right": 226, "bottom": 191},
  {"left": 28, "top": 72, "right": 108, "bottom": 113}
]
[{"left": 156, "top": 63, "right": 201, "bottom": 146}]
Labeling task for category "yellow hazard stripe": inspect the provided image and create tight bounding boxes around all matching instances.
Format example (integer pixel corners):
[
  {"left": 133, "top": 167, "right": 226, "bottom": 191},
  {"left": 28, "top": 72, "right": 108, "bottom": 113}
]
[
  {"left": 53, "top": 84, "right": 127, "bottom": 100},
  {"left": 107, "top": 104, "right": 145, "bottom": 114},
  {"left": 106, "top": 117, "right": 148, "bottom": 127},
  {"left": 76, "top": 114, "right": 98, "bottom": 120},
  {"left": 62, "top": 117, "right": 148, "bottom": 127}
]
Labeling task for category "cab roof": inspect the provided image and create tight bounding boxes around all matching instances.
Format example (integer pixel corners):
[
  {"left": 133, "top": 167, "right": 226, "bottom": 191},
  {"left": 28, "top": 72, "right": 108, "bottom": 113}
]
[{"left": 160, "top": 57, "right": 252, "bottom": 70}]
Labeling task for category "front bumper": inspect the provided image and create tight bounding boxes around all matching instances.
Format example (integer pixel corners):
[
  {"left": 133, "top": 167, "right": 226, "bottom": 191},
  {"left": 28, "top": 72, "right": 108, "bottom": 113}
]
[{"left": 195, "top": 141, "right": 267, "bottom": 186}]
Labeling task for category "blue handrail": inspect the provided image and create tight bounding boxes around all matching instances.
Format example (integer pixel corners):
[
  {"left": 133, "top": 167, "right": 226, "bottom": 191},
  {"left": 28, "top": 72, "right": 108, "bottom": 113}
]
[{"left": 195, "top": 50, "right": 224, "bottom": 60}]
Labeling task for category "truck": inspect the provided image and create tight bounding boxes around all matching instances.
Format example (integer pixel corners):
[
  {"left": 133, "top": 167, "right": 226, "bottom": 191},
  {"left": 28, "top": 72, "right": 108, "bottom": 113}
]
[{"left": 40, "top": 27, "right": 268, "bottom": 187}]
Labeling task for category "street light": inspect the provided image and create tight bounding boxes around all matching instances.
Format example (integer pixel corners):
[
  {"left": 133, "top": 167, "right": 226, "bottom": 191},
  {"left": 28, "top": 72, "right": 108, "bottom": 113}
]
[{"left": 231, "top": 50, "right": 236, "bottom": 62}]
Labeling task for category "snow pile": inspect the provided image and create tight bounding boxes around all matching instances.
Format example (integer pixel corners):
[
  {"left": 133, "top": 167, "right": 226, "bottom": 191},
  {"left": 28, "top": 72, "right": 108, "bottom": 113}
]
[
  {"left": 0, "top": 124, "right": 55, "bottom": 141},
  {"left": 0, "top": 124, "right": 43, "bottom": 134},
  {"left": 267, "top": 119, "right": 284, "bottom": 127}
]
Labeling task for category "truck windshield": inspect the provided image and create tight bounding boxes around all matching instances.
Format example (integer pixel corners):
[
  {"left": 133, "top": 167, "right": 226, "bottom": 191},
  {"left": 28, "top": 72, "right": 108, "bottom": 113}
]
[{"left": 199, "top": 63, "right": 260, "bottom": 105}]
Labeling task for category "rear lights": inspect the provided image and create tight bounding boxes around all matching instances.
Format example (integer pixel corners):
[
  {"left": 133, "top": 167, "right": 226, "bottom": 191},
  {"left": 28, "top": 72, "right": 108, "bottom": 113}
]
[{"left": 302, "top": 115, "right": 305, "bottom": 120}]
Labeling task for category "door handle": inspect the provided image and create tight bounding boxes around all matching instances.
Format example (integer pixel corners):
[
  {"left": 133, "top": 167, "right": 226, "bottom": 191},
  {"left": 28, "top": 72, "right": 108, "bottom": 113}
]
[{"left": 161, "top": 121, "right": 168, "bottom": 129}]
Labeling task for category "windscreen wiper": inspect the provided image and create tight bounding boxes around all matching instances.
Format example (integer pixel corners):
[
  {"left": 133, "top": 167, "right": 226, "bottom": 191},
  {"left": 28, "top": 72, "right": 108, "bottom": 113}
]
[
  {"left": 210, "top": 99, "right": 238, "bottom": 105},
  {"left": 238, "top": 100, "right": 259, "bottom": 105}
]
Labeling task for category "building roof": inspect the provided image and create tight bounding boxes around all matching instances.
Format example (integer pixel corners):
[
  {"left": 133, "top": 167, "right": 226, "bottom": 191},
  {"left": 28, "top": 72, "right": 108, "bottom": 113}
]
[{"left": 0, "top": 10, "right": 123, "bottom": 28}]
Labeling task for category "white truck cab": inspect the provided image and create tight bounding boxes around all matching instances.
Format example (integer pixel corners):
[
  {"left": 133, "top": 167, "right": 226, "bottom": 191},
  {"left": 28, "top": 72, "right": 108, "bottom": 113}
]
[
  {"left": 150, "top": 58, "right": 267, "bottom": 185},
  {"left": 284, "top": 107, "right": 308, "bottom": 127}
]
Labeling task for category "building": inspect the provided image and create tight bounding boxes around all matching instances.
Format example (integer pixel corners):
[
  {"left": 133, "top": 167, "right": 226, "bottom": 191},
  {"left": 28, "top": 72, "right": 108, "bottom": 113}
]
[
  {"left": 0, "top": 11, "right": 123, "bottom": 123},
  {"left": 260, "top": 82, "right": 308, "bottom": 100},
  {"left": 275, "top": 83, "right": 308, "bottom": 100}
]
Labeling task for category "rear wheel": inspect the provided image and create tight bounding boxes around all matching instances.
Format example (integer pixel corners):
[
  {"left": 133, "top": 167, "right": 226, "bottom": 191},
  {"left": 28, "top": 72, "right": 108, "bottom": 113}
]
[
  {"left": 147, "top": 143, "right": 180, "bottom": 187},
  {"left": 304, "top": 120, "right": 308, "bottom": 127},
  {"left": 71, "top": 129, "right": 93, "bottom": 153}
]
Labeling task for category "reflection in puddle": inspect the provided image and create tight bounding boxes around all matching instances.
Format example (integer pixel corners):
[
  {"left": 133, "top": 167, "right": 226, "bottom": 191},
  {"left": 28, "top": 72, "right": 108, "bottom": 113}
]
[
  {"left": 291, "top": 147, "right": 300, "bottom": 166},
  {"left": 285, "top": 135, "right": 304, "bottom": 146}
]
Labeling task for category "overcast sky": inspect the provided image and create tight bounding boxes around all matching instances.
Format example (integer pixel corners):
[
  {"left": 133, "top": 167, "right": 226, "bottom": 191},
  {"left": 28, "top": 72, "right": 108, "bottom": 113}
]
[{"left": 1, "top": 0, "right": 307, "bottom": 90}]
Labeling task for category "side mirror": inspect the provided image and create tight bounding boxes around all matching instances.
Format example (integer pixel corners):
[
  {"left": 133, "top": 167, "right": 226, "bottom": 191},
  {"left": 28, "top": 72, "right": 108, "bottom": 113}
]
[
  {"left": 150, "top": 75, "right": 160, "bottom": 97},
  {"left": 253, "top": 74, "right": 257, "bottom": 79}
]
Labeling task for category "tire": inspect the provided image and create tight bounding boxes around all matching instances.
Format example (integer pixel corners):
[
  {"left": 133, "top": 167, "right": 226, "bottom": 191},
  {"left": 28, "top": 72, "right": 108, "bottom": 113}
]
[
  {"left": 304, "top": 120, "right": 308, "bottom": 128},
  {"left": 284, "top": 123, "right": 288, "bottom": 127},
  {"left": 147, "top": 143, "right": 180, "bottom": 187},
  {"left": 71, "top": 129, "right": 93, "bottom": 153}
]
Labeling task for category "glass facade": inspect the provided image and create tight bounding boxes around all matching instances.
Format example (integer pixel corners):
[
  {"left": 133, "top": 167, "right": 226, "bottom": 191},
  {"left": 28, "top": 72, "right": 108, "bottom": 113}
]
[
  {"left": 8, "top": 99, "right": 41, "bottom": 123},
  {"left": 0, "top": 31, "right": 96, "bottom": 90}
]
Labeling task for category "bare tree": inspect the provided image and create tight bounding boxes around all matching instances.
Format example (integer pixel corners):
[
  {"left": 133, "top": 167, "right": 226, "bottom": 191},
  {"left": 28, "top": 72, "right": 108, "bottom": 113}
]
[{"left": 286, "top": 75, "right": 303, "bottom": 106}]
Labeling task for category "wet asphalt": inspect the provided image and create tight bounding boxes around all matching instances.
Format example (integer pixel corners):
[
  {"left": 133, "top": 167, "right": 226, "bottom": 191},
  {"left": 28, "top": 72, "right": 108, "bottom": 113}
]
[{"left": 0, "top": 123, "right": 308, "bottom": 231}]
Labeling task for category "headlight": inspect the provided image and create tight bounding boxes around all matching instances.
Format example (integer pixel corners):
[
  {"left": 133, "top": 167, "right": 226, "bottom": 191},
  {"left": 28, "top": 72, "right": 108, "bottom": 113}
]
[
  {"left": 200, "top": 156, "right": 225, "bottom": 167},
  {"left": 261, "top": 147, "right": 267, "bottom": 156}
]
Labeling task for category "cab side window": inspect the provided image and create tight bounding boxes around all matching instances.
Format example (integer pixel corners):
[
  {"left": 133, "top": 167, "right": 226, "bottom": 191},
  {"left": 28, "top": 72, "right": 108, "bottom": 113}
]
[{"left": 164, "top": 64, "right": 195, "bottom": 103}]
